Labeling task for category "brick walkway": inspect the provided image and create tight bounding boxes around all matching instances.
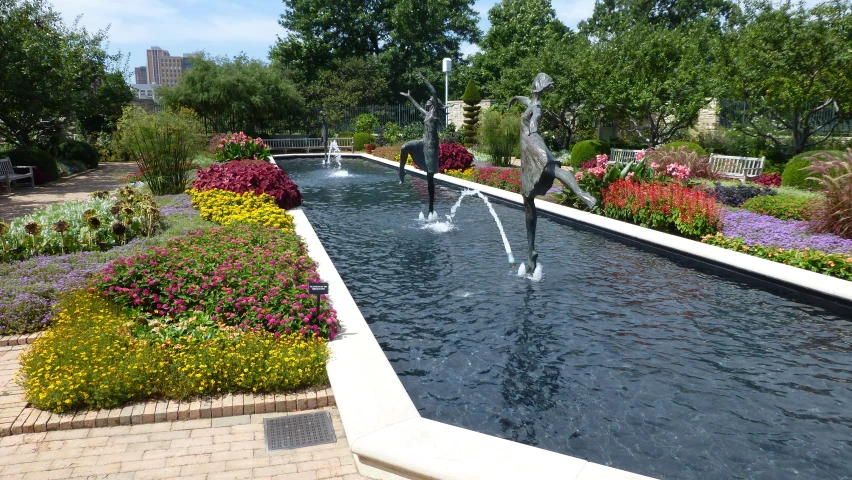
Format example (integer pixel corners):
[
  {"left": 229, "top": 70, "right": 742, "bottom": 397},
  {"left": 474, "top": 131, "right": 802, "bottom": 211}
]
[
  {"left": 0, "top": 344, "right": 371, "bottom": 479},
  {"left": 0, "top": 163, "right": 139, "bottom": 220},
  {"left": 0, "top": 408, "right": 367, "bottom": 480}
]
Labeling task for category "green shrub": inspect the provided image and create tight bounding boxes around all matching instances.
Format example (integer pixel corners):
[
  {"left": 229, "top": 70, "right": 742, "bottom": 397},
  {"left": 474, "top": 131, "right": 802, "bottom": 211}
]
[
  {"left": 663, "top": 141, "right": 706, "bottom": 155},
  {"left": 478, "top": 109, "right": 519, "bottom": 167},
  {"left": 55, "top": 140, "right": 99, "bottom": 169},
  {"left": 355, "top": 113, "right": 379, "bottom": 133},
  {"left": 383, "top": 122, "right": 402, "bottom": 145},
  {"left": 6, "top": 148, "right": 59, "bottom": 184},
  {"left": 401, "top": 124, "right": 422, "bottom": 142},
  {"left": 781, "top": 150, "right": 846, "bottom": 190},
  {"left": 741, "top": 195, "right": 817, "bottom": 221},
  {"left": 116, "top": 107, "right": 205, "bottom": 195},
  {"left": 462, "top": 79, "right": 482, "bottom": 146},
  {"left": 570, "top": 140, "right": 610, "bottom": 169},
  {"left": 353, "top": 132, "right": 375, "bottom": 151}
]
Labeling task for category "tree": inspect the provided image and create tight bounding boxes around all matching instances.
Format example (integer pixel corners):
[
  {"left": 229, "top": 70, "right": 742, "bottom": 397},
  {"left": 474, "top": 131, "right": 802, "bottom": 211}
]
[
  {"left": 271, "top": 0, "right": 481, "bottom": 101},
  {"left": 304, "top": 57, "right": 390, "bottom": 107},
  {"left": 0, "top": 0, "right": 114, "bottom": 147},
  {"left": 76, "top": 70, "right": 134, "bottom": 136},
  {"left": 470, "top": 0, "right": 568, "bottom": 99},
  {"left": 580, "top": 0, "right": 735, "bottom": 39},
  {"left": 588, "top": 21, "right": 714, "bottom": 147},
  {"left": 461, "top": 80, "right": 481, "bottom": 146},
  {"left": 157, "top": 54, "right": 305, "bottom": 134},
  {"left": 717, "top": 1, "right": 852, "bottom": 156}
]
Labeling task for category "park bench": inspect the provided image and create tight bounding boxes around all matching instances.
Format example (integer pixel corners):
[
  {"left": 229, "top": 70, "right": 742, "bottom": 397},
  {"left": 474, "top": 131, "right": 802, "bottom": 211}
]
[
  {"left": 262, "top": 137, "right": 355, "bottom": 154},
  {"left": 0, "top": 157, "right": 35, "bottom": 192},
  {"left": 709, "top": 154, "right": 765, "bottom": 182},
  {"left": 609, "top": 149, "right": 645, "bottom": 165}
]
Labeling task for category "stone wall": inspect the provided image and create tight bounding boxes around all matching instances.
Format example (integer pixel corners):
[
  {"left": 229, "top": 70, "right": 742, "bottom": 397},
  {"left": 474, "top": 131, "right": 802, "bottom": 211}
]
[{"left": 447, "top": 99, "right": 496, "bottom": 130}]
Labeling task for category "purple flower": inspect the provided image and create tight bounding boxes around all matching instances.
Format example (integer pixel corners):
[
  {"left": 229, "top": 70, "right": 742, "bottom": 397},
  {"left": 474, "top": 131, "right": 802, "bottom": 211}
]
[{"left": 722, "top": 209, "right": 852, "bottom": 254}]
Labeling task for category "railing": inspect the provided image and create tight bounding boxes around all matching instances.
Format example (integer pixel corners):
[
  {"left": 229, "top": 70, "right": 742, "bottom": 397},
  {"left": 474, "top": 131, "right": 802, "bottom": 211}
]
[
  {"left": 309, "top": 105, "right": 426, "bottom": 132},
  {"left": 263, "top": 137, "right": 355, "bottom": 152}
]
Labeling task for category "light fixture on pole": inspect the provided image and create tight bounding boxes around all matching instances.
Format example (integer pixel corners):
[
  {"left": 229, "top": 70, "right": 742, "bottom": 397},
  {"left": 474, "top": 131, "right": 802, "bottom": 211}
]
[{"left": 442, "top": 58, "right": 452, "bottom": 126}]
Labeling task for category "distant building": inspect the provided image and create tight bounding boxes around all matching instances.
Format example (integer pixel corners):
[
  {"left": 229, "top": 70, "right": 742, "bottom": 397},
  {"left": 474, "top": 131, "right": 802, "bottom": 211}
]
[
  {"left": 134, "top": 66, "right": 148, "bottom": 85},
  {"left": 157, "top": 55, "right": 184, "bottom": 87},
  {"left": 182, "top": 52, "right": 201, "bottom": 72},
  {"left": 131, "top": 84, "right": 156, "bottom": 101},
  {"left": 146, "top": 46, "right": 169, "bottom": 85}
]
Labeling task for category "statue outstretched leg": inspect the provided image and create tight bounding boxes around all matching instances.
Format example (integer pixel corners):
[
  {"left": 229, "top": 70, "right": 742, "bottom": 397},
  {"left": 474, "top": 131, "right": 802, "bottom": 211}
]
[
  {"left": 551, "top": 165, "right": 597, "bottom": 209},
  {"left": 427, "top": 173, "right": 435, "bottom": 214},
  {"left": 524, "top": 195, "right": 538, "bottom": 271}
]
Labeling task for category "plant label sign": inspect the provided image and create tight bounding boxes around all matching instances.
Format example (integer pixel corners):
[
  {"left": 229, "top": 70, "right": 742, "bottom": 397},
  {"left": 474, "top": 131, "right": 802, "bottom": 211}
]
[{"left": 309, "top": 283, "right": 329, "bottom": 295}]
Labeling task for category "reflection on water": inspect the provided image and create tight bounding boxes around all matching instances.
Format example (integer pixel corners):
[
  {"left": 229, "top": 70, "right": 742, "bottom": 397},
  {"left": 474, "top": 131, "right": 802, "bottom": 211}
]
[{"left": 277, "top": 157, "right": 852, "bottom": 480}]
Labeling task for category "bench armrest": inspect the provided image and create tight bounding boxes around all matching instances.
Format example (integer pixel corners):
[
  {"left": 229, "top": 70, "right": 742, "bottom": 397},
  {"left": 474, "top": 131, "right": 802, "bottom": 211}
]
[{"left": 13, "top": 165, "right": 35, "bottom": 169}]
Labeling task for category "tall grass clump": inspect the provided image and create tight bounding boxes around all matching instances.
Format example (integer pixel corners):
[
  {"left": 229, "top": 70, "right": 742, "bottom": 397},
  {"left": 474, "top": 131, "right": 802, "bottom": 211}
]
[
  {"left": 478, "top": 109, "right": 519, "bottom": 167},
  {"left": 116, "top": 107, "right": 205, "bottom": 194},
  {"left": 806, "top": 149, "right": 852, "bottom": 239}
]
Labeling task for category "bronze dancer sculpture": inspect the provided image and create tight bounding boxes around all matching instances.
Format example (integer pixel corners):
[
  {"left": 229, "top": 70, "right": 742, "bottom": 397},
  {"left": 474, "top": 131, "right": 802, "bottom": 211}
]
[
  {"left": 320, "top": 110, "right": 329, "bottom": 164},
  {"left": 509, "top": 73, "right": 597, "bottom": 272},
  {"left": 399, "top": 72, "right": 442, "bottom": 215}
]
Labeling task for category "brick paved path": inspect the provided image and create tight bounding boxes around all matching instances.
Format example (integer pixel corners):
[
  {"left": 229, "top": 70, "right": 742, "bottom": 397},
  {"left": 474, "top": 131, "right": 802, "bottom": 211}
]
[
  {"left": 0, "top": 163, "right": 139, "bottom": 220},
  {"left": 0, "top": 408, "right": 367, "bottom": 480}
]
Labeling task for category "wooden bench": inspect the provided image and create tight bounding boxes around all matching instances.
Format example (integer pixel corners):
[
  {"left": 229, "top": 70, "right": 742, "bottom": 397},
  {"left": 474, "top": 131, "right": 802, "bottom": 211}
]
[
  {"left": 709, "top": 154, "right": 765, "bottom": 182},
  {"left": 608, "top": 149, "right": 645, "bottom": 165},
  {"left": 0, "top": 157, "right": 35, "bottom": 192},
  {"left": 262, "top": 137, "right": 355, "bottom": 154}
]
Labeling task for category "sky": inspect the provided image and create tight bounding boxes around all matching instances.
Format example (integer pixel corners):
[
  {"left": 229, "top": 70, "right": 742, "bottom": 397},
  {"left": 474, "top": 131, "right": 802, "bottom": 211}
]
[{"left": 49, "top": 0, "right": 597, "bottom": 76}]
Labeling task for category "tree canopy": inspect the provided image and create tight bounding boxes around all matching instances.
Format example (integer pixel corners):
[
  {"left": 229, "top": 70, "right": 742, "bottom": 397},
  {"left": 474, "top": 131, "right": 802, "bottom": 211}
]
[
  {"left": 0, "top": 0, "right": 122, "bottom": 147},
  {"left": 157, "top": 54, "right": 305, "bottom": 135},
  {"left": 271, "top": 0, "right": 481, "bottom": 103},
  {"left": 716, "top": 0, "right": 852, "bottom": 155}
]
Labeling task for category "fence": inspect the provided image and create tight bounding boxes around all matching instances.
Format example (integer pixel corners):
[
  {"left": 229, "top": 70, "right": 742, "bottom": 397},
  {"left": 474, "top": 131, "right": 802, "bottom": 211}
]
[
  {"left": 719, "top": 100, "right": 852, "bottom": 134},
  {"left": 307, "top": 105, "right": 430, "bottom": 133}
]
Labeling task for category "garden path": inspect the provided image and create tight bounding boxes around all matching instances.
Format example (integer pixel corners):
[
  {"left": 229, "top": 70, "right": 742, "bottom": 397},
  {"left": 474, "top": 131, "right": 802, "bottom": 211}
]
[
  {"left": 0, "top": 163, "right": 138, "bottom": 221},
  {"left": 0, "top": 344, "right": 371, "bottom": 479}
]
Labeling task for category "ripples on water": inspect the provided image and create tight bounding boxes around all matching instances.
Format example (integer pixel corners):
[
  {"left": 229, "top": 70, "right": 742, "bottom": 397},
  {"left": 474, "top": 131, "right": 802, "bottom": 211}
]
[{"left": 278, "top": 157, "right": 852, "bottom": 480}]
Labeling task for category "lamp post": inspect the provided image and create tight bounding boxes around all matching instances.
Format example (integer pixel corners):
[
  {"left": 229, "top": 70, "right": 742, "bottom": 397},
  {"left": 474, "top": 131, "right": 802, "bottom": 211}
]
[{"left": 442, "top": 58, "right": 452, "bottom": 127}]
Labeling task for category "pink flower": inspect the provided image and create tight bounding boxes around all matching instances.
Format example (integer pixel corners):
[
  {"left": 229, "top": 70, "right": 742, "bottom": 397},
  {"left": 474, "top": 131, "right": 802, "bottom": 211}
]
[
  {"left": 635, "top": 151, "right": 646, "bottom": 162},
  {"left": 626, "top": 172, "right": 635, "bottom": 181}
]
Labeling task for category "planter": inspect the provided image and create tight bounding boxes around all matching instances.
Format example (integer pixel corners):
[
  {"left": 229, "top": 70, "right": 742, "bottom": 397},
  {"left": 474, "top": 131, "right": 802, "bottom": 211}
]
[{"left": 365, "top": 144, "right": 376, "bottom": 154}]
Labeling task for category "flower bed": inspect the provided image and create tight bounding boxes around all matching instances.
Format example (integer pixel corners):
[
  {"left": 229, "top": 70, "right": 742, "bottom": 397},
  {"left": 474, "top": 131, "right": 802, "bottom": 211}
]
[
  {"left": 445, "top": 166, "right": 522, "bottom": 193},
  {"left": 720, "top": 209, "right": 852, "bottom": 254},
  {"left": 19, "top": 290, "right": 328, "bottom": 412},
  {"left": 0, "top": 195, "right": 214, "bottom": 335},
  {"left": 188, "top": 188, "right": 295, "bottom": 230},
  {"left": 602, "top": 180, "right": 723, "bottom": 238},
  {"left": 192, "top": 160, "right": 302, "bottom": 209},
  {"left": 1, "top": 187, "right": 160, "bottom": 262},
  {"left": 95, "top": 224, "right": 338, "bottom": 341},
  {"left": 702, "top": 234, "right": 852, "bottom": 280}
]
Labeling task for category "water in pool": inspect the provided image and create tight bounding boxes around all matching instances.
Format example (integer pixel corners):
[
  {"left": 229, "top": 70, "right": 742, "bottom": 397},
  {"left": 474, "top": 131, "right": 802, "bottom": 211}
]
[{"left": 277, "top": 157, "right": 852, "bottom": 480}]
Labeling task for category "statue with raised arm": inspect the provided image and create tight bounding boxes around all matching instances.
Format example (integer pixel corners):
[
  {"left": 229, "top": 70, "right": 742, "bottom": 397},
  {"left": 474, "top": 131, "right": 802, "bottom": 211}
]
[
  {"left": 509, "top": 73, "right": 597, "bottom": 272},
  {"left": 399, "top": 71, "right": 442, "bottom": 215},
  {"left": 320, "top": 110, "right": 329, "bottom": 164}
]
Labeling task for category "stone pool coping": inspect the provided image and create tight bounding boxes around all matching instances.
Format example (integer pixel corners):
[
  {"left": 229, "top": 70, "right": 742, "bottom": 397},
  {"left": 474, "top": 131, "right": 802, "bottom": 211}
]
[{"left": 285, "top": 173, "right": 655, "bottom": 479}]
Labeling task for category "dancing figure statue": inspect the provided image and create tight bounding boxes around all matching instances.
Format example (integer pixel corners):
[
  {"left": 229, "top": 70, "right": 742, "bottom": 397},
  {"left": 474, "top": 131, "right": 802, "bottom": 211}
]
[
  {"left": 508, "top": 73, "right": 597, "bottom": 272},
  {"left": 320, "top": 110, "right": 329, "bottom": 164},
  {"left": 399, "top": 71, "right": 442, "bottom": 215}
]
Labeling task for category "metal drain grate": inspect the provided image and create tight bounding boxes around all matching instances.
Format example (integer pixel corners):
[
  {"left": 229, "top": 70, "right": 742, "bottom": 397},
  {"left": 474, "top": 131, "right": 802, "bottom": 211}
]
[{"left": 263, "top": 411, "right": 337, "bottom": 451}]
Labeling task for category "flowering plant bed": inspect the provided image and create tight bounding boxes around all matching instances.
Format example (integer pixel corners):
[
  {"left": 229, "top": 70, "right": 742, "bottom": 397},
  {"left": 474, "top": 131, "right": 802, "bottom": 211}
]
[
  {"left": 1, "top": 187, "right": 160, "bottom": 262},
  {"left": 215, "top": 132, "right": 271, "bottom": 161},
  {"left": 192, "top": 160, "right": 302, "bottom": 209},
  {"left": 96, "top": 224, "right": 338, "bottom": 340},
  {"left": 0, "top": 195, "right": 214, "bottom": 335},
  {"left": 19, "top": 290, "right": 328, "bottom": 412}
]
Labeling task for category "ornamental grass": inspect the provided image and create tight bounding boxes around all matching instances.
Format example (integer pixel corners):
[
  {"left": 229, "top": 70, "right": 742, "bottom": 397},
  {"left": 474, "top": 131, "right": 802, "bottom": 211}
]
[
  {"left": 19, "top": 290, "right": 328, "bottom": 412},
  {"left": 187, "top": 188, "right": 295, "bottom": 231}
]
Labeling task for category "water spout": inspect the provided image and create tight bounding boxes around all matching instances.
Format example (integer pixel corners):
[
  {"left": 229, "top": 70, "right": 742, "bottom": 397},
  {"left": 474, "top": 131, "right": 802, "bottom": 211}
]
[
  {"left": 329, "top": 140, "right": 342, "bottom": 169},
  {"left": 428, "top": 189, "right": 515, "bottom": 267}
]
